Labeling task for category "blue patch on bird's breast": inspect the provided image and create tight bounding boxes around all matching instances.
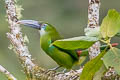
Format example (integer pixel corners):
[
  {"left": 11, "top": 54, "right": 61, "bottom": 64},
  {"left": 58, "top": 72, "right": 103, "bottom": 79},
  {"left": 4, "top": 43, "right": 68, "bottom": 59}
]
[
  {"left": 48, "top": 40, "right": 52, "bottom": 45},
  {"left": 47, "top": 40, "right": 56, "bottom": 51},
  {"left": 48, "top": 45, "right": 56, "bottom": 52},
  {"left": 50, "top": 45, "right": 55, "bottom": 49}
]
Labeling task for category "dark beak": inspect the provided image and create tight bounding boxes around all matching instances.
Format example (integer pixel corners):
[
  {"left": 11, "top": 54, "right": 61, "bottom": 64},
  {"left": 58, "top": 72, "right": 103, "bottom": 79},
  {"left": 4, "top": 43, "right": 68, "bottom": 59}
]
[{"left": 17, "top": 20, "right": 41, "bottom": 30}]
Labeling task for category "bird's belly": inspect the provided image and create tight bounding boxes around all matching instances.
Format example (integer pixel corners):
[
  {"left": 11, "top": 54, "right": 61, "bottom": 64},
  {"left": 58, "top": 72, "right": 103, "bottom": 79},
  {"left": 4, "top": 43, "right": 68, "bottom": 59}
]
[{"left": 47, "top": 46, "right": 75, "bottom": 69}]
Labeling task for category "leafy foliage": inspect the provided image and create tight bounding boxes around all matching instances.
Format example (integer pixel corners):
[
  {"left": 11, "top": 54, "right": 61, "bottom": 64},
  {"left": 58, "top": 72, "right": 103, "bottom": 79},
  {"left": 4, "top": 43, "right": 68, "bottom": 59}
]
[
  {"left": 100, "top": 9, "right": 120, "bottom": 38},
  {"left": 80, "top": 50, "right": 106, "bottom": 80},
  {"left": 103, "top": 47, "right": 120, "bottom": 75},
  {"left": 52, "top": 36, "right": 98, "bottom": 50},
  {"left": 93, "top": 65, "right": 107, "bottom": 80},
  {"left": 80, "top": 9, "right": 120, "bottom": 79}
]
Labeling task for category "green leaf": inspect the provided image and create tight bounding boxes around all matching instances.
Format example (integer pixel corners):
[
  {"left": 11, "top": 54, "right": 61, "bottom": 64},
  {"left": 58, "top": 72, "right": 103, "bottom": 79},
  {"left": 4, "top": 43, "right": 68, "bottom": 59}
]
[
  {"left": 103, "top": 47, "right": 120, "bottom": 75},
  {"left": 80, "top": 50, "right": 107, "bottom": 80},
  {"left": 100, "top": 9, "right": 120, "bottom": 38},
  {"left": 93, "top": 65, "right": 107, "bottom": 80},
  {"left": 52, "top": 36, "right": 98, "bottom": 50}
]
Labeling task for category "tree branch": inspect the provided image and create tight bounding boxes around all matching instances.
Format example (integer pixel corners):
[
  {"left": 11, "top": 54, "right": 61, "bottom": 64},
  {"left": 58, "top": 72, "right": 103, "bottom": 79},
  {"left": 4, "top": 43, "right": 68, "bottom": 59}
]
[
  {"left": 5, "top": 0, "right": 81, "bottom": 79},
  {"left": 87, "top": 0, "right": 101, "bottom": 59},
  {"left": 5, "top": 0, "right": 37, "bottom": 76},
  {"left": 0, "top": 65, "right": 17, "bottom": 80}
]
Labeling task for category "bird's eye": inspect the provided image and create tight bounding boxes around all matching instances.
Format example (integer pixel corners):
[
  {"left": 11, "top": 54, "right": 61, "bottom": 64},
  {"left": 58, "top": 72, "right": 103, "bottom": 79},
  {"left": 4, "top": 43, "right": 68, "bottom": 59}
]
[{"left": 42, "top": 24, "right": 47, "bottom": 29}]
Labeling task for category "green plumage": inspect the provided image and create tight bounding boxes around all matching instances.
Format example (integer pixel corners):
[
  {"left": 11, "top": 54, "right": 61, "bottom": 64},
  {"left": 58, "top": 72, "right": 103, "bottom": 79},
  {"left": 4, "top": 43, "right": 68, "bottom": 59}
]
[{"left": 39, "top": 23, "right": 78, "bottom": 69}]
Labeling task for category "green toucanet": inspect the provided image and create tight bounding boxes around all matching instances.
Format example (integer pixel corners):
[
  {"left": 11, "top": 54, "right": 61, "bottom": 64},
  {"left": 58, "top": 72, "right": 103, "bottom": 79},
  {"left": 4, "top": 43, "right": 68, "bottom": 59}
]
[{"left": 18, "top": 20, "right": 118, "bottom": 69}]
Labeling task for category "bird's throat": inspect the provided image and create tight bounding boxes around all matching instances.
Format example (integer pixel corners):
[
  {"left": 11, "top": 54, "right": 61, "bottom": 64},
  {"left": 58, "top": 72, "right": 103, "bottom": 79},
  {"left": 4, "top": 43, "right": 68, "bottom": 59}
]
[{"left": 39, "top": 32, "right": 52, "bottom": 52}]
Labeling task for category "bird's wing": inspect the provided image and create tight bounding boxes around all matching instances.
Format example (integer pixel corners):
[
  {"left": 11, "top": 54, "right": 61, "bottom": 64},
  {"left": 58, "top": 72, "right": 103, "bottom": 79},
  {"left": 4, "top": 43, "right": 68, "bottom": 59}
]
[
  {"left": 51, "top": 36, "right": 98, "bottom": 60},
  {"left": 52, "top": 36, "right": 99, "bottom": 50}
]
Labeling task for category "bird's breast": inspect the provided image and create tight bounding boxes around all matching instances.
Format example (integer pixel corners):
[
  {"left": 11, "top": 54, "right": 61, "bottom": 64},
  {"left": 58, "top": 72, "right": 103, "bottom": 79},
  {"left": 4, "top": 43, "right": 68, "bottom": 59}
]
[{"left": 39, "top": 29, "right": 46, "bottom": 36}]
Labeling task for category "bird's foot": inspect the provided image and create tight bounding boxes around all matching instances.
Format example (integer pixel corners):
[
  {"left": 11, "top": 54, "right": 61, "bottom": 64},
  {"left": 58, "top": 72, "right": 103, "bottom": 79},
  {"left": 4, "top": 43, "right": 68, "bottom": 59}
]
[
  {"left": 62, "top": 69, "right": 67, "bottom": 73},
  {"left": 45, "top": 66, "right": 61, "bottom": 73}
]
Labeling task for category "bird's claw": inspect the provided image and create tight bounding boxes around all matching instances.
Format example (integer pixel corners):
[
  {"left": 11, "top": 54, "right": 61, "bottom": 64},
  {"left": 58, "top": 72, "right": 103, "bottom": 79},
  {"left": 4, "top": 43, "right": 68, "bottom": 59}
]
[
  {"left": 45, "top": 66, "right": 61, "bottom": 73},
  {"left": 62, "top": 69, "right": 67, "bottom": 73}
]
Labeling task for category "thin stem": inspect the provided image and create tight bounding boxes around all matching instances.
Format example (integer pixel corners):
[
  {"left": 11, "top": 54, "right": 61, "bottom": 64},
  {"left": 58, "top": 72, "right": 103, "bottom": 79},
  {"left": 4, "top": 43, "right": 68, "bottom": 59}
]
[{"left": 108, "top": 42, "right": 118, "bottom": 56}]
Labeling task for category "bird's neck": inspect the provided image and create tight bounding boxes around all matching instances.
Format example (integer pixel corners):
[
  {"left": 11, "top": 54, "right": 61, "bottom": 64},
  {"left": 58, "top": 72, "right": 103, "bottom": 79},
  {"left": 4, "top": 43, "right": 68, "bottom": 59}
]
[{"left": 39, "top": 30, "right": 61, "bottom": 52}]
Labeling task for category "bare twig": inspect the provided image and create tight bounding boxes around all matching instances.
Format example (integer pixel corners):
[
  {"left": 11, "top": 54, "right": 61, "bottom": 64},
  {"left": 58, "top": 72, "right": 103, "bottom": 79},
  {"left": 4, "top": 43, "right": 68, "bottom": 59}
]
[
  {"left": 5, "top": 0, "right": 81, "bottom": 79},
  {"left": 0, "top": 65, "right": 17, "bottom": 80},
  {"left": 87, "top": 0, "right": 101, "bottom": 59}
]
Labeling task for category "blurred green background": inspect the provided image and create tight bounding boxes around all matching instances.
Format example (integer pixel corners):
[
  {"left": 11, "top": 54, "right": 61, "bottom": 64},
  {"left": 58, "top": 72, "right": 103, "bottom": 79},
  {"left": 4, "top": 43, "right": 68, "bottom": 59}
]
[{"left": 0, "top": 0, "right": 120, "bottom": 79}]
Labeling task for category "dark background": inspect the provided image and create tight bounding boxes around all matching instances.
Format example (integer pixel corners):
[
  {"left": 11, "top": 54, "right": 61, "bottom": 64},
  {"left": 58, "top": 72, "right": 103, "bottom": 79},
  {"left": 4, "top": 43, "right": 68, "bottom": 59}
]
[{"left": 0, "top": 0, "right": 120, "bottom": 79}]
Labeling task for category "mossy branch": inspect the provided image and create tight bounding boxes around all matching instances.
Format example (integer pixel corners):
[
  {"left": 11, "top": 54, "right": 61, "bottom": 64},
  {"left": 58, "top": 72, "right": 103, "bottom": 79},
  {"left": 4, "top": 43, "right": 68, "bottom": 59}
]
[{"left": 87, "top": 0, "right": 101, "bottom": 59}]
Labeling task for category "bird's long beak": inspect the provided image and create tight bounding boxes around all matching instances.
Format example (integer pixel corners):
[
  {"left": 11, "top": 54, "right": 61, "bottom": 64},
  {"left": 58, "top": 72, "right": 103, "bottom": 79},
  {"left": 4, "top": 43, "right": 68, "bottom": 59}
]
[{"left": 17, "top": 20, "right": 41, "bottom": 30}]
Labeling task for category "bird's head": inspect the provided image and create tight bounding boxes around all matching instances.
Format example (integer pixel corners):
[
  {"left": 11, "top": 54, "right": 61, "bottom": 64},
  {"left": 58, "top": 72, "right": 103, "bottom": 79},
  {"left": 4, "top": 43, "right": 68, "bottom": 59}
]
[{"left": 17, "top": 20, "right": 56, "bottom": 33}]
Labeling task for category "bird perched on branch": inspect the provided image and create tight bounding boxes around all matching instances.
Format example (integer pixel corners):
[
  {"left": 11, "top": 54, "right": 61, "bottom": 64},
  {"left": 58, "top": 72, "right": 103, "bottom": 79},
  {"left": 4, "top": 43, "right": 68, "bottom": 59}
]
[{"left": 18, "top": 20, "right": 118, "bottom": 70}]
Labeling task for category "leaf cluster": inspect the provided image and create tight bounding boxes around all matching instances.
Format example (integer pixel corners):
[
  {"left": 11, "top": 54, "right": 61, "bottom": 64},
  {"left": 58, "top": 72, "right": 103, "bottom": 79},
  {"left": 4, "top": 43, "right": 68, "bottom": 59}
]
[
  {"left": 80, "top": 9, "right": 120, "bottom": 80},
  {"left": 50, "top": 9, "right": 120, "bottom": 80}
]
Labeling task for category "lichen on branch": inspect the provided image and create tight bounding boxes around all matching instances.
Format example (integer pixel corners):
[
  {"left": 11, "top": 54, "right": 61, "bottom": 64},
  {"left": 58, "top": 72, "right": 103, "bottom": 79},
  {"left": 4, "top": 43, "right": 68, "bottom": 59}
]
[{"left": 87, "top": 0, "right": 101, "bottom": 59}]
